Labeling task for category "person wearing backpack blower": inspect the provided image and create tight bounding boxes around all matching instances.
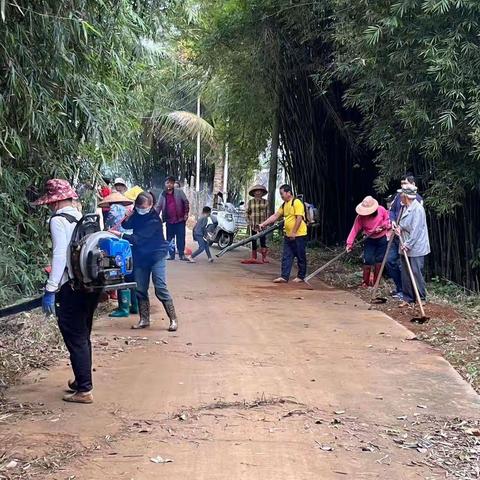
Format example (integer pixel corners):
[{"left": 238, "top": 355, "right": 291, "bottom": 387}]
[
  {"left": 110, "top": 192, "right": 179, "bottom": 331},
  {"left": 33, "top": 179, "right": 100, "bottom": 404},
  {"left": 259, "top": 184, "right": 308, "bottom": 283}
]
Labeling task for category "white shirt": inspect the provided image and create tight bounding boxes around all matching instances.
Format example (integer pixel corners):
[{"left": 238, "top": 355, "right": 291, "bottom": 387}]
[{"left": 46, "top": 206, "right": 82, "bottom": 292}]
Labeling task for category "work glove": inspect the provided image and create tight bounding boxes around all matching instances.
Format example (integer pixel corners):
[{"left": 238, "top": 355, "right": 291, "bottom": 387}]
[{"left": 42, "top": 291, "right": 56, "bottom": 316}]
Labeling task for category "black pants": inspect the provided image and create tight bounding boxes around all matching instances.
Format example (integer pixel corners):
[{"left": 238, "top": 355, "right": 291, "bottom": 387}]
[
  {"left": 56, "top": 283, "right": 100, "bottom": 392},
  {"left": 251, "top": 229, "right": 267, "bottom": 251},
  {"left": 166, "top": 221, "right": 186, "bottom": 258},
  {"left": 281, "top": 236, "right": 307, "bottom": 280}
]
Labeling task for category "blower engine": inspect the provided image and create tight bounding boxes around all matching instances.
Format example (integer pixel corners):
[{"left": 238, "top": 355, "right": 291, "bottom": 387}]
[
  {"left": 66, "top": 214, "right": 135, "bottom": 292},
  {"left": 0, "top": 214, "right": 136, "bottom": 319}
]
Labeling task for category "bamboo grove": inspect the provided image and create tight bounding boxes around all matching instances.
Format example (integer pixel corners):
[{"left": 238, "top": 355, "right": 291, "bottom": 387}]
[
  {"left": 187, "top": 0, "right": 480, "bottom": 291},
  {"left": 1, "top": 0, "right": 480, "bottom": 304}
]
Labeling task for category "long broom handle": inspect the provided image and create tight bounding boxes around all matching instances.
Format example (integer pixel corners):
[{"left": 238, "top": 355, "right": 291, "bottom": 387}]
[
  {"left": 399, "top": 237, "right": 427, "bottom": 318},
  {"left": 370, "top": 206, "right": 404, "bottom": 297},
  {"left": 370, "top": 234, "right": 395, "bottom": 295},
  {"left": 216, "top": 220, "right": 285, "bottom": 257},
  {"left": 304, "top": 236, "right": 369, "bottom": 283}
]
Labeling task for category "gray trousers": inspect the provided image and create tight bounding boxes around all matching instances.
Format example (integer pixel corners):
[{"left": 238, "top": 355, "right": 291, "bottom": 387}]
[{"left": 400, "top": 255, "right": 426, "bottom": 303}]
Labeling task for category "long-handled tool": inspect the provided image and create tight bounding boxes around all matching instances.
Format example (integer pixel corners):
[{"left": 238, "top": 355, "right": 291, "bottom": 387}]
[
  {"left": 0, "top": 296, "right": 42, "bottom": 320},
  {"left": 370, "top": 207, "right": 405, "bottom": 304},
  {"left": 369, "top": 234, "right": 394, "bottom": 304},
  {"left": 398, "top": 237, "right": 429, "bottom": 324},
  {"left": 304, "top": 236, "right": 369, "bottom": 284},
  {"left": 216, "top": 221, "right": 284, "bottom": 257}
]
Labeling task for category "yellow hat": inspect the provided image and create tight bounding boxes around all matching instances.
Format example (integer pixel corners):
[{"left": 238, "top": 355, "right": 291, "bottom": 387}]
[{"left": 124, "top": 186, "right": 144, "bottom": 201}]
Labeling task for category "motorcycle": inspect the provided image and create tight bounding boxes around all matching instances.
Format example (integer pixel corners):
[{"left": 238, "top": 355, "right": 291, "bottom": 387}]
[{"left": 206, "top": 202, "right": 244, "bottom": 249}]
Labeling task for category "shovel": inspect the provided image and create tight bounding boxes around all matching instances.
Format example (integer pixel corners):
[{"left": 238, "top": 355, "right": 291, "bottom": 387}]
[{"left": 398, "top": 237, "right": 429, "bottom": 324}]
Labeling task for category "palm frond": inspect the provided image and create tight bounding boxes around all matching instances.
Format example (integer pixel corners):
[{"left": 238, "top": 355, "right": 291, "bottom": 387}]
[{"left": 157, "top": 110, "right": 216, "bottom": 147}]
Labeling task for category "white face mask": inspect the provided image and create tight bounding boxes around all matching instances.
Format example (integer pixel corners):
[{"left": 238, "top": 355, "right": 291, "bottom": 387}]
[{"left": 136, "top": 207, "right": 150, "bottom": 215}]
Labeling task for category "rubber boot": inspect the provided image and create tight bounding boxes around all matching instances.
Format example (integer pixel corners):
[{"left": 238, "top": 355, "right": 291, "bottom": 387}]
[
  {"left": 241, "top": 250, "right": 262, "bottom": 264},
  {"left": 163, "top": 300, "right": 178, "bottom": 332},
  {"left": 373, "top": 263, "right": 382, "bottom": 287},
  {"left": 129, "top": 289, "right": 139, "bottom": 314},
  {"left": 260, "top": 248, "right": 269, "bottom": 264},
  {"left": 109, "top": 289, "right": 131, "bottom": 317},
  {"left": 131, "top": 299, "right": 150, "bottom": 329},
  {"left": 362, "top": 265, "right": 371, "bottom": 288}
]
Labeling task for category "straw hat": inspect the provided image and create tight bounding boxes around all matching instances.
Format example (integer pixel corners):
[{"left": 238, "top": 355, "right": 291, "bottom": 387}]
[
  {"left": 97, "top": 191, "right": 133, "bottom": 207},
  {"left": 248, "top": 184, "right": 268, "bottom": 197},
  {"left": 355, "top": 196, "right": 379, "bottom": 216},
  {"left": 32, "top": 179, "right": 78, "bottom": 206}
]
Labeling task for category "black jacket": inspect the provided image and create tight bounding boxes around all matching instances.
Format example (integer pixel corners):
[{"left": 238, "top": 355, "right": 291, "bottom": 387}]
[{"left": 122, "top": 210, "right": 169, "bottom": 265}]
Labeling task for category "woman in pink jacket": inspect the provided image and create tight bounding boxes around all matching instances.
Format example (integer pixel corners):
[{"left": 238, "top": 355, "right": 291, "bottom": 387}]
[{"left": 346, "top": 196, "right": 390, "bottom": 287}]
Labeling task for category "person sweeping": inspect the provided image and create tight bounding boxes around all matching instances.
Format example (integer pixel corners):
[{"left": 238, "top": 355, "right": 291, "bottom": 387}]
[
  {"left": 346, "top": 196, "right": 390, "bottom": 287},
  {"left": 241, "top": 184, "right": 270, "bottom": 264}
]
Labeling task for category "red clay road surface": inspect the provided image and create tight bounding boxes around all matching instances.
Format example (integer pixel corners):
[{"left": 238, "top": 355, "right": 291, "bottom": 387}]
[{"left": 2, "top": 245, "right": 480, "bottom": 479}]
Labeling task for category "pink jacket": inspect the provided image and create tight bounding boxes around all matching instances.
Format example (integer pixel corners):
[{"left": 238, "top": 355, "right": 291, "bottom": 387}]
[{"left": 347, "top": 206, "right": 390, "bottom": 247}]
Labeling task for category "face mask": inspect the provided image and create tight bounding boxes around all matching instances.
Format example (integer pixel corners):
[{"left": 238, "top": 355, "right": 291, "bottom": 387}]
[{"left": 136, "top": 207, "right": 150, "bottom": 215}]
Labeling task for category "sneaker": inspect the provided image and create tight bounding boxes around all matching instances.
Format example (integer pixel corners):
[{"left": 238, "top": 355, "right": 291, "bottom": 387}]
[
  {"left": 392, "top": 292, "right": 403, "bottom": 300},
  {"left": 63, "top": 391, "right": 93, "bottom": 404},
  {"left": 208, "top": 258, "right": 214, "bottom": 263},
  {"left": 186, "top": 256, "right": 196, "bottom": 263},
  {"left": 273, "top": 277, "right": 288, "bottom": 283},
  {"left": 292, "top": 277, "right": 304, "bottom": 283}
]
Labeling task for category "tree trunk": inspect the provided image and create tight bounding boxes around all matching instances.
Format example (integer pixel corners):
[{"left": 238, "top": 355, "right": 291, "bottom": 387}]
[
  {"left": 268, "top": 98, "right": 280, "bottom": 215},
  {"left": 213, "top": 152, "right": 225, "bottom": 195}
]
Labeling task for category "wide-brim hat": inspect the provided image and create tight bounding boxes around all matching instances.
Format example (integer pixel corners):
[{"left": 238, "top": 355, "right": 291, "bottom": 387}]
[
  {"left": 355, "top": 195, "right": 379, "bottom": 216},
  {"left": 31, "top": 179, "right": 78, "bottom": 206},
  {"left": 124, "top": 186, "right": 144, "bottom": 201},
  {"left": 97, "top": 191, "right": 133, "bottom": 207},
  {"left": 248, "top": 184, "right": 268, "bottom": 197}
]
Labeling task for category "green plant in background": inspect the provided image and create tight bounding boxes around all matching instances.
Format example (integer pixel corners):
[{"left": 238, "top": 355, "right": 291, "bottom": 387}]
[{"left": 0, "top": 0, "right": 168, "bottom": 306}]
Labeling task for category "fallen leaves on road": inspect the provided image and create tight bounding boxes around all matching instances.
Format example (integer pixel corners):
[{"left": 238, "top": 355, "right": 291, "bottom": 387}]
[{"left": 150, "top": 456, "right": 173, "bottom": 464}]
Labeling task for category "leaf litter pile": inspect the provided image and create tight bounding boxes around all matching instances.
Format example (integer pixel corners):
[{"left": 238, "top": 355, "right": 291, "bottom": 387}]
[
  {"left": 0, "top": 311, "right": 64, "bottom": 396},
  {"left": 88, "top": 397, "right": 480, "bottom": 479}
]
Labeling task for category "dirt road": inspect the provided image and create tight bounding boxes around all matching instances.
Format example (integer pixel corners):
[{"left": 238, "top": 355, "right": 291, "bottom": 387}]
[{"left": 2, "top": 246, "right": 480, "bottom": 479}]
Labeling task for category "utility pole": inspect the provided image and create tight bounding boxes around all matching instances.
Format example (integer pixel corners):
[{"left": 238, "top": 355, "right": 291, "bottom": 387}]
[
  {"left": 223, "top": 142, "right": 229, "bottom": 200},
  {"left": 196, "top": 96, "right": 201, "bottom": 191}
]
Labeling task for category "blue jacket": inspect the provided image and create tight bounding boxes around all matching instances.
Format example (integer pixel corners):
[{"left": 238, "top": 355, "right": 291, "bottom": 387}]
[{"left": 122, "top": 210, "right": 169, "bottom": 266}]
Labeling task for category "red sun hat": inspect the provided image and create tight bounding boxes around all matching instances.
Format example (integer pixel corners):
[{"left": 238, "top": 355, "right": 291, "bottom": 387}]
[{"left": 32, "top": 179, "right": 78, "bottom": 206}]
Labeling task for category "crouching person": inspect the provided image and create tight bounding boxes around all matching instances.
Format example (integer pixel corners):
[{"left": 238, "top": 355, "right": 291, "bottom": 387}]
[
  {"left": 111, "top": 193, "right": 178, "bottom": 331},
  {"left": 34, "top": 179, "right": 100, "bottom": 404}
]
